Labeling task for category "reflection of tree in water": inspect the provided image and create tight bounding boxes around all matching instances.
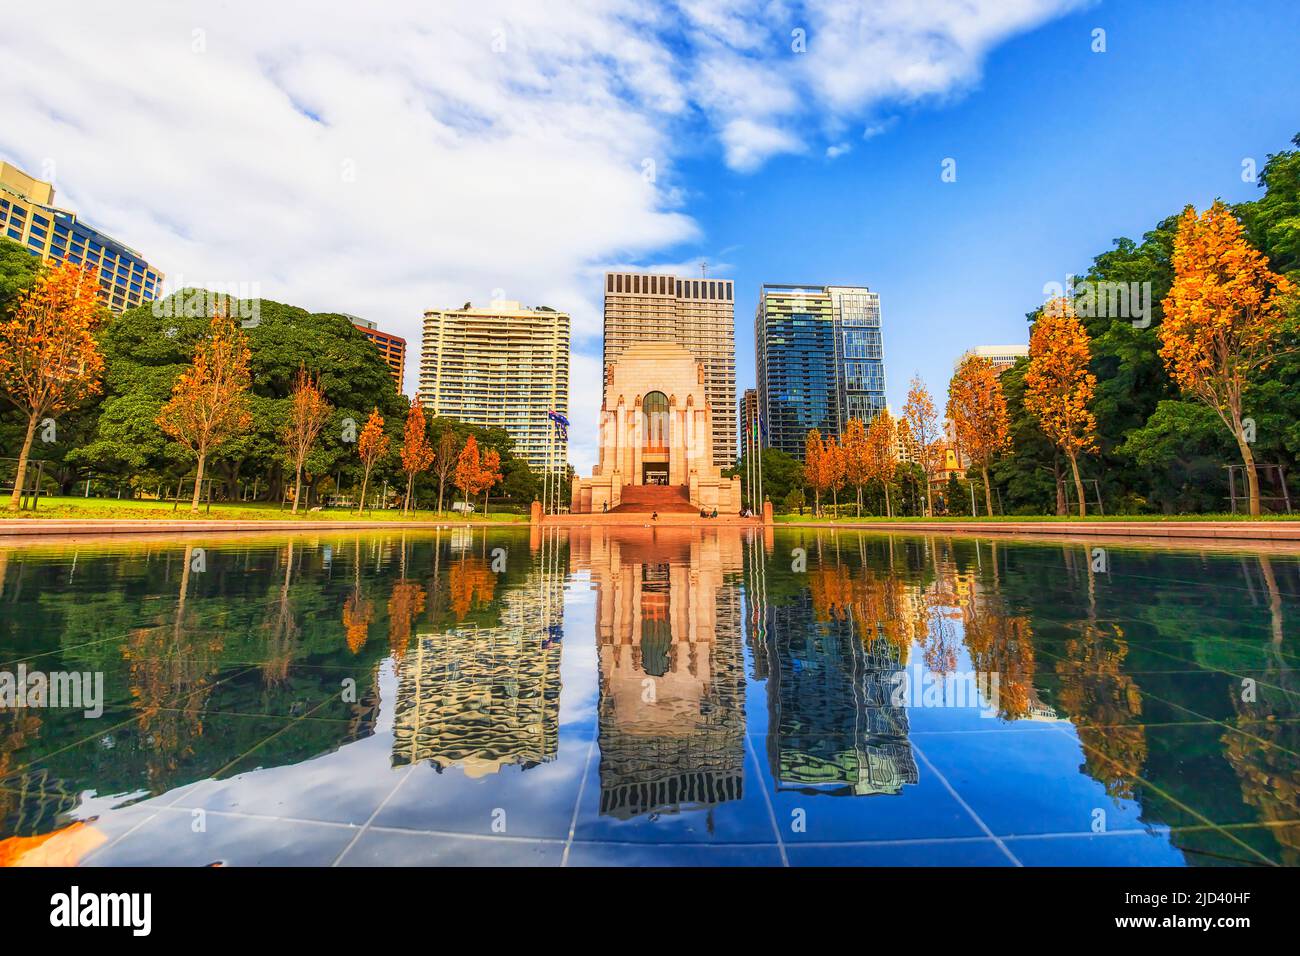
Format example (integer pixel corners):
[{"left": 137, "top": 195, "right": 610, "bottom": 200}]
[
  {"left": 766, "top": 574, "right": 918, "bottom": 796},
  {"left": 343, "top": 592, "right": 373, "bottom": 655},
  {"left": 0, "top": 709, "right": 54, "bottom": 838},
  {"left": 1222, "top": 555, "right": 1299, "bottom": 864},
  {"left": 921, "top": 564, "right": 961, "bottom": 677},
  {"left": 384, "top": 536, "right": 427, "bottom": 660},
  {"left": 963, "top": 592, "right": 1037, "bottom": 721},
  {"left": 123, "top": 544, "right": 226, "bottom": 789},
  {"left": 806, "top": 564, "right": 921, "bottom": 661},
  {"left": 343, "top": 538, "right": 373, "bottom": 655},
  {"left": 387, "top": 582, "right": 426, "bottom": 660},
  {"left": 448, "top": 557, "right": 495, "bottom": 621},
  {"left": 262, "top": 541, "right": 299, "bottom": 685},
  {"left": 391, "top": 542, "right": 563, "bottom": 776},
  {"left": 1053, "top": 623, "right": 1147, "bottom": 800}
]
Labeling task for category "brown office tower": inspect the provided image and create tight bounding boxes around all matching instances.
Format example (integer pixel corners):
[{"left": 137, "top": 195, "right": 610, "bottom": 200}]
[{"left": 603, "top": 272, "right": 737, "bottom": 468}]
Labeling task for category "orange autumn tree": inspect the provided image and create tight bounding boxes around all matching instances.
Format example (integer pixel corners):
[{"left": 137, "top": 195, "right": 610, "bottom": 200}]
[
  {"left": 283, "top": 366, "right": 332, "bottom": 513},
  {"left": 1160, "top": 200, "right": 1296, "bottom": 516},
  {"left": 841, "top": 417, "right": 871, "bottom": 517},
  {"left": 157, "top": 306, "right": 253, "bottom": 512},
  {"left": 355, "top": 408, "right": 389, "bottom": 513},
  {"left": 0, "top": 262, "right": 106, "bottom": 510},
  {"left": 864, "top": 408, "right": 898, "bottom": 517},
  {"left": 823, "top": 434, "right": 846, "bottom": 514},
  {"left": 948, "top": 354, "right": 1011, "bottom": 516},
  {"left": 902, "top": 375, "right": 942, "bottom": 516},
  {"left": 803, "top": 428, "right": 826, "bottom": 515},
  {"left": 479, "top": 447, "right": 502, "bottom": 515},
  {"left": 1025, "top": 297, "right": 1097, "bottom": 516},
  {"left": 454, "top": 433, "right": 493, "bottom": 511},
  {"left": 399, "top": 400, "right": 434, "bottom": 514}
]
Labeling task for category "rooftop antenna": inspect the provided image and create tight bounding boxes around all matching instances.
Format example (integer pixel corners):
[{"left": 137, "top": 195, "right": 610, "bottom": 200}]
[{"left": 700, "top": 260, "right": 708, "bottom": 278}]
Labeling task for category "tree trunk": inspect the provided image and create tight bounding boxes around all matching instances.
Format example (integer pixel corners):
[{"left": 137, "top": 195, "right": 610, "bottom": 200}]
[
  {"left": 437, "top": 476, "right": 446, "bottom": 514},
  {"left": 814, "top": 489, "right": 821, "bottom": 516},
  {"left": 1234, "top": 426, "right": 1261, "bottom": 516},
  {"left": 191, "top": 452, "right": 207, "bottom": 513},
  {"left": 856, "top": 485, "right": 862, "bottom": 518},
  {"left": 884, "top": 482, "right": 892, "bottom": 518},
  {"left": 358, "top": 468, "right": 371, "bottom": 515},
  {"left": 7, "top": 412, "right": 39, "bottom": 511},
  {"left": 981, "top": 464, "right": 993, "bottom": 517},
  {"left": 292, "top": 464, "right": 303, "bottom": 514},
  {"left": 483, "top": 488, "right": 490, "bottom": 517},
  {"left": 1053, "top": 455, "right": 1066, "bottom": 516},
  {"left": 1067, "top": 450, "right": 1086, "bottom": 518},
  {"left": 404, "top": 473, "right": 414, "bottom": 514}
]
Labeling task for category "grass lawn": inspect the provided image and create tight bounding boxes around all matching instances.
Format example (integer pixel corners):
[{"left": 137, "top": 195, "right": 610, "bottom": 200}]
[
  {"left": 773, "top": 512, "right": 1298, "bottom": 523},
  {"left": 0, "top": 496, "right": 528, "bottom": 523}
]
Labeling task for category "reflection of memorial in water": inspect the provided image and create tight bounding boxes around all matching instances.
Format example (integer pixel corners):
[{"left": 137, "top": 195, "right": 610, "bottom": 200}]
[
  {"left": 573, "top": 529, "right": 746, "bottom": 819},
  {"left": 751, "top": 567, "right": 919, "bottom": 797},
  {"left": 391, "top": 535, "right": 566, "bottom": 777}
]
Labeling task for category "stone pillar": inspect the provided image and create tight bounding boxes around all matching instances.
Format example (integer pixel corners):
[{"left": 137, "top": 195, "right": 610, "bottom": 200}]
[
  {"left": 670, "top": 406, "right": 685, "bottom": 485},
  {"left": 531, "top": 500, "right": 543, "bottom": 524},
  {"left": 694, "top": 408, "right": 707, "bottom": 468},
  {"left": 598, "top": 408, "right": 612, "bottom": 475},
  {"left": 632, "top": 400, "right": 643, "bottom": 485}
]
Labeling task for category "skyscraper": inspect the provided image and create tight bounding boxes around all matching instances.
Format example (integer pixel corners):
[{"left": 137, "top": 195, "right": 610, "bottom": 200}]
[
  {"left": 739, "top": 388, "right": 760, "bottom": 456},
  {"left": 0, "top": 161, "right": 163, "bottom": 314},
  {"left": 603, "top": 271, "right": 737, "bottom": 468},
  {"left": 347, "top": 315, "right": 407, "bottom": 392},
  {"left": 755, "top": 284, "right": 884, "bottom": 459},
  {"left": 419, "top": 299, "right": 570, "bottom": 474}
]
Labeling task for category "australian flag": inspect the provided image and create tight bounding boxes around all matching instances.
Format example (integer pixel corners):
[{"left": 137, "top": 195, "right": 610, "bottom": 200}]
[{"left": 547, "top": 408, "right": 569, "bottom": 440}]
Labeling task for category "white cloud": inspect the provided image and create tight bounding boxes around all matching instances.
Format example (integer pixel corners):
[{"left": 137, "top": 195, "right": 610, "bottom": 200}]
[{"left": 0, "top": 0, "right": 1080, "bottom": 473}]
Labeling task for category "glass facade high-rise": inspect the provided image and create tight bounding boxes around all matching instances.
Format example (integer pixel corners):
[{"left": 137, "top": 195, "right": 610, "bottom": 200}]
[
  {"left": 0, "top": 161, "right": 163, "bottom": 314},
  {"left": 755, "top": 284, "right": 885, "bottom": 459}
]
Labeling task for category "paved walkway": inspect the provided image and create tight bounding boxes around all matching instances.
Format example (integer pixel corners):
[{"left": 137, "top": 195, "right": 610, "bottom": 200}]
[
  {"left": 0, "top": 518, "right": 522, "bottom": 537},
  {"left": 1, "top": 516, "right": 1296, "bottom": 544},
  {"left": 543, "top": 513, "right": 760, "bottom": 527},
  {"left": 774, "top": 519, "right": 1300, "bottom": 542}
]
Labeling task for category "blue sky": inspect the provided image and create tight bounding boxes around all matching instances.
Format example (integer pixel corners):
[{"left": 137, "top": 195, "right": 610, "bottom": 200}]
[
  {"left": 662, "top": 0, "right": 1300, "bottom": 415},
  {"left": 3, "top": 0, "right": 1298, "bottom": 472}
]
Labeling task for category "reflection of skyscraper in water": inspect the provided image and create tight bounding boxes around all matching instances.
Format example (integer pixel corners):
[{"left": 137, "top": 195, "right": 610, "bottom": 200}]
[
  {"left": 571, "top": 529, "right": 746, "bottom": 819},
  {"left": 759, "top": 592, "right": 918, "bottom": 796},
  {"left": 391, "top": 541, "right": 565, "bottom": 777}
]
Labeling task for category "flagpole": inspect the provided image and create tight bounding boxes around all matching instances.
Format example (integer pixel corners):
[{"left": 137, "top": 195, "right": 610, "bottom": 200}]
[{"left": 542, "top": 415, "right": 550, "bottom": 517}]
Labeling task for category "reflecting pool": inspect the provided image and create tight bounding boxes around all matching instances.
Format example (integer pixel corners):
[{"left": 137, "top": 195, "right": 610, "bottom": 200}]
[{"left": 0, "top": 527, "right": 1296, "bottom": 866}]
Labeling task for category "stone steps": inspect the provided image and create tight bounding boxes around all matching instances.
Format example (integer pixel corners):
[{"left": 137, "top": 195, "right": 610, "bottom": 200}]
[{"left": 609, "top": 484, "right": 698, "bottom": 513}]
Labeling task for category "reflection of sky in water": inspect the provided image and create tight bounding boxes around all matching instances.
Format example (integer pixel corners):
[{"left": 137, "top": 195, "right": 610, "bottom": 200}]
[{"left": 0, "top": 528, "right": 1295, "bottom": 867}]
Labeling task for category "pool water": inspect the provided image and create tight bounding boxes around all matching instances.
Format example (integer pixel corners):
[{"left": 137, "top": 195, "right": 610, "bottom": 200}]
[{"left": 0, "top": 526, "right": 1296, "bottom": 866}]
